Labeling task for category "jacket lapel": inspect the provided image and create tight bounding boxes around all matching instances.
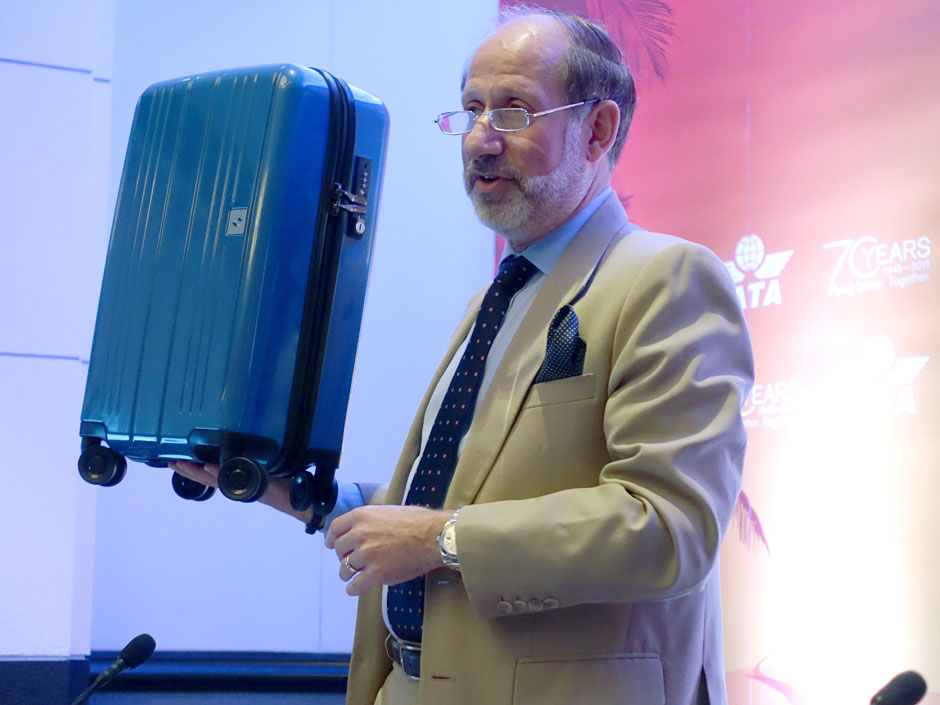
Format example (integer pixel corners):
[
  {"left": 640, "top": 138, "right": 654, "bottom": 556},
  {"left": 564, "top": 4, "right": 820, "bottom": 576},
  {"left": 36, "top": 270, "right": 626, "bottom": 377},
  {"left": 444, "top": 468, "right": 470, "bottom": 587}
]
[{"left": 445, "top": 194, "right": 633, "bottom": 507}]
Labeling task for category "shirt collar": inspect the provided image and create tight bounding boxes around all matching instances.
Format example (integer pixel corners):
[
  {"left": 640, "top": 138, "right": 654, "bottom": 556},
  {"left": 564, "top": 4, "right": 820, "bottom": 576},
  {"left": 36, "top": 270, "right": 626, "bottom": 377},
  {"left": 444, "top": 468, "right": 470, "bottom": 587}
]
[{"left": 500, "top": 187, "right": 615, "bottom": 276}]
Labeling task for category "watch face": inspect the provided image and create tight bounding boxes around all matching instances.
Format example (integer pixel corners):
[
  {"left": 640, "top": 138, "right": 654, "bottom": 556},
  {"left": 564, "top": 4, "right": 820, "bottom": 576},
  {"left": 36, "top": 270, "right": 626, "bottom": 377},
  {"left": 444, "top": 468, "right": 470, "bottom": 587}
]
[{"left": 442, "top": 523, "right": 458, "bottom": 555}]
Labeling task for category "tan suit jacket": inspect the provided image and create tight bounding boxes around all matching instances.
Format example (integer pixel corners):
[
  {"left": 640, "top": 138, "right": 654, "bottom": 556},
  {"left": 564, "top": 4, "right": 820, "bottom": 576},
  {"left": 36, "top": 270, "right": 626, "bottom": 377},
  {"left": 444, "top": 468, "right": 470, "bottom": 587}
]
[{"left": 347, "top": 194, "right": 754, "bottom": 705}]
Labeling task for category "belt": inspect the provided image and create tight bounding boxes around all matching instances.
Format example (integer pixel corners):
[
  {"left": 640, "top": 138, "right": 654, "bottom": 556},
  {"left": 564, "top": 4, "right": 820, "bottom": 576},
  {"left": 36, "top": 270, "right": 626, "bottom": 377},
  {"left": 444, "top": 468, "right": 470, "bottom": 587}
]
[{"left": 385, "top": 634, "right": 421, "bottom": 680}]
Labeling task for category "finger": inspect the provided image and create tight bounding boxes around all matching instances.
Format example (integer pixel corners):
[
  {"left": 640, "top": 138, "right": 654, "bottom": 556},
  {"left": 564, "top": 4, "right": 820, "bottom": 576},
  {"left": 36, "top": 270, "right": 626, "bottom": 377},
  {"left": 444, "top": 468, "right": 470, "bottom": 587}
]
[
  {"left": 170, "top": 461, "right": 219, "bottom": 487},
  {"left": 339, "top": 552, "right": 363, "bottom": 582},
  {"left": 331, "top": 533, "right": 359, "bottom": 560},
  {"left": 345, "top": 550, "right": 365, "bottom": 572},
  {"left": 171, "top": 460, "right": 195, "bottom": 474},
  {"left": 346, "top": 567, "right": 377, "bottom": 596},
  {"left": 325, "top": 510, "right": 356, "bottom": 549},
  {"left": 171, "top": 461, "right": 220, "bottom": 476}
]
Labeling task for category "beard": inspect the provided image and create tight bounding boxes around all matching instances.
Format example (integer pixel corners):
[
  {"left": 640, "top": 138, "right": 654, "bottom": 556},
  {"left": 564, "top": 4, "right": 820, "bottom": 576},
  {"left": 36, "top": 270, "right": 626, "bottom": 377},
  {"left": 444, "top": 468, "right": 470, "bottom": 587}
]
[{"left": 463, "top": 121, "right": 589, "bottom": 245}]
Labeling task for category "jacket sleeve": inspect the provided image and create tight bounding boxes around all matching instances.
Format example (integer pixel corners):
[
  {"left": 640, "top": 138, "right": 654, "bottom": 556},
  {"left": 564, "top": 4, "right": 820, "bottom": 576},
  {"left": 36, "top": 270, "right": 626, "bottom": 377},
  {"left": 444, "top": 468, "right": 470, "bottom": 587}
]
[{"left": 456, "top": 239, "right": 754, "bottom": 619}]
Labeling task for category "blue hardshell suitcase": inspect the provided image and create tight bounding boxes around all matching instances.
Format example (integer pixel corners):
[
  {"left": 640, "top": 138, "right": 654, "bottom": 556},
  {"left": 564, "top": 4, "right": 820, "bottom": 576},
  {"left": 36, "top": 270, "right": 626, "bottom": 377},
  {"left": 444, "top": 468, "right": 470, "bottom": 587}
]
[{"left": 78, "top": 64, "right": 388, "bottom": 517}]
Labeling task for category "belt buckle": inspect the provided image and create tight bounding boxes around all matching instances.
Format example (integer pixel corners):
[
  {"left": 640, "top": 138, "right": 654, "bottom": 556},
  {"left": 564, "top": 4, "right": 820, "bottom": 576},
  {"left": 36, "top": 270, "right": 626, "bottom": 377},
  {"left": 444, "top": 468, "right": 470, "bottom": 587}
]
[{"left": 386, "top": 634, "right": 421, "bottom": 681}]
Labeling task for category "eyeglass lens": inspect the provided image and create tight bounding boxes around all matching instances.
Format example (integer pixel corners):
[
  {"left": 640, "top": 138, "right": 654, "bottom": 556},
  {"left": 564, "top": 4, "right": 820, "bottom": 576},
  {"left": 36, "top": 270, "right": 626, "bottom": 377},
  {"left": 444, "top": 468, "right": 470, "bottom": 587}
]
[{"left": 439, "top": 109, "right": 530, "bottom": 134}]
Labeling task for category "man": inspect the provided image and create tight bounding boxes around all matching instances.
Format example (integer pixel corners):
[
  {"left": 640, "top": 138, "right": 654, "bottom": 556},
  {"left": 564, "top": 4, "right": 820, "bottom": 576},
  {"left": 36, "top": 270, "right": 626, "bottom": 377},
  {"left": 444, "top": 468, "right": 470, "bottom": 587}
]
[{"left": 175, "top": 9, "right": 753, "bottom": 705}]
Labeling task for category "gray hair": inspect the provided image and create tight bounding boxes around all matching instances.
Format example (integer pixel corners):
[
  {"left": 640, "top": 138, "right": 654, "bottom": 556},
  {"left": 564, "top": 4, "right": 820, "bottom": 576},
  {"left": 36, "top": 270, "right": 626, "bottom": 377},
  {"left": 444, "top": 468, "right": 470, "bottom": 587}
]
[{"left": 464, "top": 6, "right": 637, "bottom": 167}]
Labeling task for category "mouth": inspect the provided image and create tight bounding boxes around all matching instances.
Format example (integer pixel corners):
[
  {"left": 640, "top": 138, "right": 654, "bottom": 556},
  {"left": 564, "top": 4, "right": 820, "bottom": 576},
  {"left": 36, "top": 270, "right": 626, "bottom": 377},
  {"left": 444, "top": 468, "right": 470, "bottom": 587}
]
[
  {"left": 471, "top": 173, "right": 515, "bottom": 193},
  {"left": 465, "top": 159, "right": 522, "bottom": 195}
]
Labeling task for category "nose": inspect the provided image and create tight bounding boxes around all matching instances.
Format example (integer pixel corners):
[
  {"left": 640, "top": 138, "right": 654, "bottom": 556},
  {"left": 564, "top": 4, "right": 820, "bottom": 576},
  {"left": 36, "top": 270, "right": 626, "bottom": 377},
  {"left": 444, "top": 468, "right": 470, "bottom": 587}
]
[{"left": 462, "top": 113, "right": 504, "bottom": 161}]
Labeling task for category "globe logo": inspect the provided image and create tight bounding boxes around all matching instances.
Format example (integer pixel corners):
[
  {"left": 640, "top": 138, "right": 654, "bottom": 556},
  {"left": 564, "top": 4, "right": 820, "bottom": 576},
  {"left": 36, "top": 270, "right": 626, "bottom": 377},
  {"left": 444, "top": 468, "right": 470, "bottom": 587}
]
[{"left": 735, "top": 234, "right": 765, "bottom": 273}]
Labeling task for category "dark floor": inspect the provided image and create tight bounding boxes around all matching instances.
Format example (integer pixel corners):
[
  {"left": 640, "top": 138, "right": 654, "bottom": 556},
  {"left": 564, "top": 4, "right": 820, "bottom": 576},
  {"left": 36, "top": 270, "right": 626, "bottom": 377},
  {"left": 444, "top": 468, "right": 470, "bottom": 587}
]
[
  {"left": 90, "top": 693, "right": 346, "bottom": 704},
  {"left": 84, "top": 650, "right": 349, "bottom": 704}
]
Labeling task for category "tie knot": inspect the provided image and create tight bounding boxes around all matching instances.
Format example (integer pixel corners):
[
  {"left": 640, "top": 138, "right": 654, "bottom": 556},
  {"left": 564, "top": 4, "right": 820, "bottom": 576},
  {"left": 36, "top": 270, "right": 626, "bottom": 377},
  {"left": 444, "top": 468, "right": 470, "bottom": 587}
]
[{"left": 494, "top": 255, "right": 537, "bottom": 297}]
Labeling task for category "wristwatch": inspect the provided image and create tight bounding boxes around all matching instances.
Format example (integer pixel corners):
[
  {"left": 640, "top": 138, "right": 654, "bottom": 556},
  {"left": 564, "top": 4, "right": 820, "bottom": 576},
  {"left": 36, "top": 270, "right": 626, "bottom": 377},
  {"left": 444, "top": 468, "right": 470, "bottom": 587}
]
[{"left": 438, "top": 508, "right": 461, "bottom": 571}]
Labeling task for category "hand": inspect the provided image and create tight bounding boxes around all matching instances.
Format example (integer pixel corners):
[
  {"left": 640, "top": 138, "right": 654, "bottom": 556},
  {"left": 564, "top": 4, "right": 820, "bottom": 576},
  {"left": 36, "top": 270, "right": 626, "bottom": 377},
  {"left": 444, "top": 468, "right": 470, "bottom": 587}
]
[
  {"left": 168, "top": 460, "right": 313, "bottom": 524},
  {"left": 170, "top": 460, "right": 221, "bottom": 488},
  {"left": 325, "top": 505, "right": 452, "bottom": 596}
]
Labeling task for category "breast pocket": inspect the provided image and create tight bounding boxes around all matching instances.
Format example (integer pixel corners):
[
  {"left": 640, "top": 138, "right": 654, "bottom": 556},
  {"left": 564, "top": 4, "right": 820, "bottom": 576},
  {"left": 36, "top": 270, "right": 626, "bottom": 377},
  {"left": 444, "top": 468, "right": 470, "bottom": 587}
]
[
  {"left": 495, "top": 373, "right": 604, "bottom": 496},
  {"left": 513, "top": 653, "right": 665, "bottom": 705},
  {"left": 524, "top": 373, "right": 595, "bottom": 409}
]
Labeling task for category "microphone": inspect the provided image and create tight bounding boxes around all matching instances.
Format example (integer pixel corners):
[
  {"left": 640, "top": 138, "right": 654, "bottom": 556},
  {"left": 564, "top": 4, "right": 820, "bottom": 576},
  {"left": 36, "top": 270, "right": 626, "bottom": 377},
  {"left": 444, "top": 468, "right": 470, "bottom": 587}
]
[
  {"left": 71, "top": 633, "right": 156, "bottom": 705},
  {"left": 871, "top": 671, "right": 928, "bottom": 705}
]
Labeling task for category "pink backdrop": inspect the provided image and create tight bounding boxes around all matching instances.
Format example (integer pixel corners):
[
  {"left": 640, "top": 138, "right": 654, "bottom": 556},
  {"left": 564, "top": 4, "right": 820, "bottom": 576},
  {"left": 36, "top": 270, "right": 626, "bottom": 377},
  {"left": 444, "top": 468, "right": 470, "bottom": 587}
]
[{"left": 502, "top": 1, "right": 939, "bottom": 702}]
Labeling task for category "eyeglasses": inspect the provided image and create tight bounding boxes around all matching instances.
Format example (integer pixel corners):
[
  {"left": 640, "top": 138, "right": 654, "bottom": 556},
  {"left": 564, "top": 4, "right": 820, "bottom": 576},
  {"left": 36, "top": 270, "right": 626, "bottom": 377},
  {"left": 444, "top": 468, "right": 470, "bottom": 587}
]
[{"left": 434, "top": 99, "right": 599, "bottom": 135}]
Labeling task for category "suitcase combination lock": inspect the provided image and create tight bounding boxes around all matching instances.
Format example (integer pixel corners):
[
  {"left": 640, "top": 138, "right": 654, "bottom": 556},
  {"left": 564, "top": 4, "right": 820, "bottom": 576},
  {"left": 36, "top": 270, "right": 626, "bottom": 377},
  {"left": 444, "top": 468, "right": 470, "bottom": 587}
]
[{"left": 331, "top": 157, "right": 373, "bottom": 238}]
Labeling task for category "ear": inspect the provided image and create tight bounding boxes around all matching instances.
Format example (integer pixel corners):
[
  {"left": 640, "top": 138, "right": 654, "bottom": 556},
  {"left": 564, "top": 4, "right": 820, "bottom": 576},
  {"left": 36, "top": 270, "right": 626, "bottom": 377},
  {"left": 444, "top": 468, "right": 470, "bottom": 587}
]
[{"left": 584, "top": 100, "right": 620, "bottom": 165}]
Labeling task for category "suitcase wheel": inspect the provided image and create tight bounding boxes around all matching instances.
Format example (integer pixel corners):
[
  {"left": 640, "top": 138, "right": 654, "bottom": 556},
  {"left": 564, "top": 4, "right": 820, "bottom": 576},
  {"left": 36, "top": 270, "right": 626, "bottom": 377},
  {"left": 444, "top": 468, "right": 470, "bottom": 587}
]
[
  {"left": 218, "top": 457, "right": 267, "bottom": 503},
  {"left": 171, "top": 472, "right": 216, "bottom": 501},
  {"left": 289, "top": 470, "right": 314, "bottom": 512},
  {"left": 78, "top": 445, "right": 127, "bottom": 487},
  {"left": 290, "top": 469, "right": 339, "bottom": 517}
]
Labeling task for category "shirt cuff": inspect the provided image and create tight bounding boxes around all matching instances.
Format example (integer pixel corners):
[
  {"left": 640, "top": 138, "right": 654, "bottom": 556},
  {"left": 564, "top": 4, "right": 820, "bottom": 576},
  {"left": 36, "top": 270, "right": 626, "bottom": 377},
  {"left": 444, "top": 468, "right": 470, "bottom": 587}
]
[{"left": 319, "top": 481, "right": 366, "bottom": 533}]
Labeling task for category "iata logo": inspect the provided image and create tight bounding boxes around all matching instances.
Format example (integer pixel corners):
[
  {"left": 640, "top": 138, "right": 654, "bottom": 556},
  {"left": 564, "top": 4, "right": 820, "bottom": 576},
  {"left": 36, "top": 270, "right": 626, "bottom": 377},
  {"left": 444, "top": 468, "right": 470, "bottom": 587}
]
[
  {"left": 723, "top": 234, "right": 795, "bottom": 310},
  {"left": 857, "top": 336, "right": 930, "bottom": 416}
]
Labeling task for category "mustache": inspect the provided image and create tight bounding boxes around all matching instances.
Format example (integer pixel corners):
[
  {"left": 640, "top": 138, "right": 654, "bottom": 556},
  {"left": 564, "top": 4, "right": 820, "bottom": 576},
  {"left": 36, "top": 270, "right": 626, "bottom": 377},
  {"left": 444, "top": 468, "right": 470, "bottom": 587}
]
[{"left": 464, "top": 156, "right": 524, "bottom": 183}]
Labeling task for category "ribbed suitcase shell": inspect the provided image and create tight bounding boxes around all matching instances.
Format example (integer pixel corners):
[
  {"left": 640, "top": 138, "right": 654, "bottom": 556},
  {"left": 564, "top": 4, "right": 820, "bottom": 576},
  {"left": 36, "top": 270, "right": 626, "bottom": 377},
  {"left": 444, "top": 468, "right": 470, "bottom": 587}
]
[{"left": 79, "top": 64, "right": 388, "bottom": 505}]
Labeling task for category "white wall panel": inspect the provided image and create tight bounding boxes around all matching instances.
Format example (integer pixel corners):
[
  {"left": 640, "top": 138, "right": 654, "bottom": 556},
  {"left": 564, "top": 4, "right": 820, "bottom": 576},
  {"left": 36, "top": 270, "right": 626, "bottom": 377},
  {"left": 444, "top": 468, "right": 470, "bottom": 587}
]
[
  {"left": 0, "top": 356, "right": 95, "bottom": 657},
  {"left": 0, "top": 0, "right": 114, "bottom": 662},
  {"left": 0, "top": 65, "right": 110, "bottom": 357},
  {"left": 90, "top": 468, "right": 326, "bottom": 651},
  {"left": 92, "top": 0, "right": 116, "bottom": 80},
  {"left": 0, "top": 1, "right": 100, "bottom": 71}
]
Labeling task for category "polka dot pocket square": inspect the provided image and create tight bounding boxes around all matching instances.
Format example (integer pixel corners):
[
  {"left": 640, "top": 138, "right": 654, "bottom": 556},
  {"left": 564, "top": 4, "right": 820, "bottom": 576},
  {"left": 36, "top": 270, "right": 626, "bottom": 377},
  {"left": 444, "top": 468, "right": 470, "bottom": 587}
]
[{"left": 534, "top": 305, "right": 586, "bottom": 384}]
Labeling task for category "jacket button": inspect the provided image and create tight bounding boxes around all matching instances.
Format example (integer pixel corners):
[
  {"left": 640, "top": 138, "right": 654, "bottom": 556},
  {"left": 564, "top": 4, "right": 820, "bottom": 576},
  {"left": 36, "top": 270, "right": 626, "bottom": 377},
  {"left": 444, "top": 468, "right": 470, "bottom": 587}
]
[
  {"left": 513, "top": 600, "right": 528, "bottom": 613},
  {"left": 527, "top": 599, "right": 544, "bottom": 611},
  {"left": 544, "top": 598, "right": 559, "bottom": 609},
  {"left": 497, "top": 601, "right": 513, "bottom": 614}
]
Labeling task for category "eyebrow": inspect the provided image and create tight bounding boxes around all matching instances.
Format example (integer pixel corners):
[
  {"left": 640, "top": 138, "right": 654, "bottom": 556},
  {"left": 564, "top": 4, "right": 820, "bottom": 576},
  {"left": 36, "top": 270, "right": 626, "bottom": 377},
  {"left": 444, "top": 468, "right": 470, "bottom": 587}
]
[{"left": 461, "top": 84, "right": 540, "bottom": 109}]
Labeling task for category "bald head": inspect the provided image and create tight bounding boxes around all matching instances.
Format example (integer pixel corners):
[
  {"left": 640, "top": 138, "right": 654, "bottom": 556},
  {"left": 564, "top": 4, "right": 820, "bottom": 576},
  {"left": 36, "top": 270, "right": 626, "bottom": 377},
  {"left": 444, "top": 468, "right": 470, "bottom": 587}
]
[{"left": 463, "top": 16, "right": 570, "bottom": 117}]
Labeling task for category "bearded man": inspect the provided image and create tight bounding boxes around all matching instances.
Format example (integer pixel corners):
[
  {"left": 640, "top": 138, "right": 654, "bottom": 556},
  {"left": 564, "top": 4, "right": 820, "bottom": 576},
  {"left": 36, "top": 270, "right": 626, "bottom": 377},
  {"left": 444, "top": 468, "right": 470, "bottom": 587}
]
[{"left": 174, "top": 8, "right": 753, "bottom": 705}]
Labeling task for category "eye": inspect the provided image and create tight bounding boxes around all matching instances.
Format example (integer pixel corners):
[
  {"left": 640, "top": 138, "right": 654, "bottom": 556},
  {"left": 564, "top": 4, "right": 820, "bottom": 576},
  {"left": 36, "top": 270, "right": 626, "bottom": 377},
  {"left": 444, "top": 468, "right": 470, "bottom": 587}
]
[{"left": 507, "top": 97, "right": 535, "bottom": 112}]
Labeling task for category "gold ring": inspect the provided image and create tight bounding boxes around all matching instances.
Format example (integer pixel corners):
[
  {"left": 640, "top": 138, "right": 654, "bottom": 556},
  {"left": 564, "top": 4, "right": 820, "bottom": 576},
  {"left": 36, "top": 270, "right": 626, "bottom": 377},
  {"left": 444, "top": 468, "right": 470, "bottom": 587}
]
[{"left": 344, "top": 555, "right": 358, "bottom": 573}]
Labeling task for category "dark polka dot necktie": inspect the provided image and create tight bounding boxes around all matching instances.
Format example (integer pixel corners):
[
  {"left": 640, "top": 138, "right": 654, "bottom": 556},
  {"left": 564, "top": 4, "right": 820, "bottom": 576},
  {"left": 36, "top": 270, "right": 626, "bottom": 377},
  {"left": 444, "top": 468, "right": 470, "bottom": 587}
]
[{"left": 386, "top": 254, "right": 537, "bottom": 643}]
